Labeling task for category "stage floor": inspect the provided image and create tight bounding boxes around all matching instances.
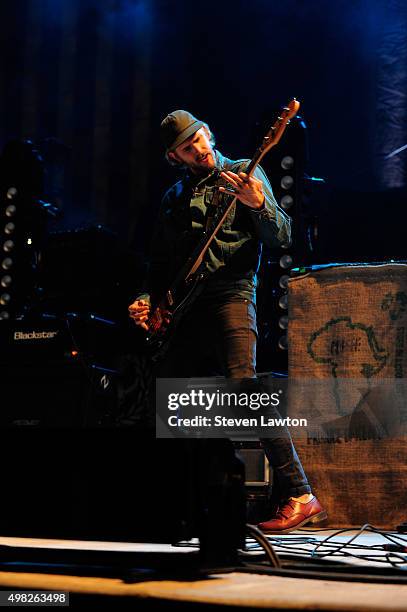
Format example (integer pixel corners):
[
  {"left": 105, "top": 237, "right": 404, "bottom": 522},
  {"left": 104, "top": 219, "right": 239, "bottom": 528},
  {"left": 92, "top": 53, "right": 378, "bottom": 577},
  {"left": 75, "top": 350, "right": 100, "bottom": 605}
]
[{"left": 0, "top": 529, "right": 405, "bottom": 610}]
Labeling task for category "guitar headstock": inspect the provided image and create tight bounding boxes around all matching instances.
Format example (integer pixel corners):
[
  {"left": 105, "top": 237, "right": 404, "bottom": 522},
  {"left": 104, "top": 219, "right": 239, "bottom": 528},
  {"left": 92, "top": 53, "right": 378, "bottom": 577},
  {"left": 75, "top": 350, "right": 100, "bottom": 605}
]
[{"left": 259, "top": 98, "right": 300, "bottom": 156}]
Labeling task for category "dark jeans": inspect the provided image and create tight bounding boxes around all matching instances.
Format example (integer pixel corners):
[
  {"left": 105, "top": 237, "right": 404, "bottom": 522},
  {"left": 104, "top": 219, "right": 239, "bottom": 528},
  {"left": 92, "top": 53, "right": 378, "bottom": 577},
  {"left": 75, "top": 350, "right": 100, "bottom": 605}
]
[{"left": 157, "top": 297, "right": 311, "bottom": 499}]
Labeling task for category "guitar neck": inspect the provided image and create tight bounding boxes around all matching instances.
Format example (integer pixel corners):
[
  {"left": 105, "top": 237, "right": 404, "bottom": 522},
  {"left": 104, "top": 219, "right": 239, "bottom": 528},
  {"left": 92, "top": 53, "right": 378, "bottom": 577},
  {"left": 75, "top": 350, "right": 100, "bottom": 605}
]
[
  {"left": 245, "top": 148, "right": 266, "bottom": 177},
  {"left": 165, "top": 99, "right": 300, "bottom": 297},
  {"left": 182, "top": 147, "right": 270, "bottom": 281}
]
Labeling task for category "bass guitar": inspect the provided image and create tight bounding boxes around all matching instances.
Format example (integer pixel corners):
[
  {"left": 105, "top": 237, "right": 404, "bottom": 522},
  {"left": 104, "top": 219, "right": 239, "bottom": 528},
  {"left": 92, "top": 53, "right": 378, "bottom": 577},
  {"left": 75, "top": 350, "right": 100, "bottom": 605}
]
[{"left": 145, "top": 98, "right": 300, "bottom": 359}]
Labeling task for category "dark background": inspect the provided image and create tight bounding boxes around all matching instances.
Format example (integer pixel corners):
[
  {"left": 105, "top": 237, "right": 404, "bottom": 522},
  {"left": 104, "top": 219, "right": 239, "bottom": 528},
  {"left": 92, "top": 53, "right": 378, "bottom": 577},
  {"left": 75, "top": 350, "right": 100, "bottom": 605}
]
[
  {"left": 1, "top": 0, "right": 407, "bottom": 261},
  {"left": 0, "top": 0, "right": 406, "bottom": 385},
  {"left": 0, "top": 0, "right": 407, "bottom": 543}
]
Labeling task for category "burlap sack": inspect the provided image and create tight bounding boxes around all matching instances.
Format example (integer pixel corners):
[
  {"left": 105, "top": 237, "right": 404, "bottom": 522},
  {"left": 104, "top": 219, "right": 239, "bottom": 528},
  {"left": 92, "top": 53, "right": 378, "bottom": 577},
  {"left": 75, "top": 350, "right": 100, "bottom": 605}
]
[
  {"left": 288, "top": 264, "right": 407, "bottom": 527},
  {"left": 289, "top": 263, "right": 407, "bottom": 378},
  {"left": 287, "top": 263, "right": 407, "bottom": 440}
]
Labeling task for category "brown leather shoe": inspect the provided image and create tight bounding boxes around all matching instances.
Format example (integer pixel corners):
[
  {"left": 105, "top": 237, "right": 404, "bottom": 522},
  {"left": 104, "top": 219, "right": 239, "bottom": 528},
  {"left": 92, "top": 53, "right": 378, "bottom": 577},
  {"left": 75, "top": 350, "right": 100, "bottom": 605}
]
[{"left": 258, "top": 496, "right": 327, "bottom": 534}]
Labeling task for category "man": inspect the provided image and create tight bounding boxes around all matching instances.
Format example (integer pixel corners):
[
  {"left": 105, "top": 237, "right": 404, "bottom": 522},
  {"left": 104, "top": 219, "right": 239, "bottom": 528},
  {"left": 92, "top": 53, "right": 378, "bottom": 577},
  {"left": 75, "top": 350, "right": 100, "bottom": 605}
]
[{"left": 128, "top": 110, "right": 327, "bottom": 533}]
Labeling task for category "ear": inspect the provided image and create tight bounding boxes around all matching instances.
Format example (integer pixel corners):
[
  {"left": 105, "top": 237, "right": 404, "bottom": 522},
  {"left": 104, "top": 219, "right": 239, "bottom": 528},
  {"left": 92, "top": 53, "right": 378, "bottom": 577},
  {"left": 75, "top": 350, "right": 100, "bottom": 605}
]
[{"left": 168, "top": 150, "right": 180, "bottom": 164}]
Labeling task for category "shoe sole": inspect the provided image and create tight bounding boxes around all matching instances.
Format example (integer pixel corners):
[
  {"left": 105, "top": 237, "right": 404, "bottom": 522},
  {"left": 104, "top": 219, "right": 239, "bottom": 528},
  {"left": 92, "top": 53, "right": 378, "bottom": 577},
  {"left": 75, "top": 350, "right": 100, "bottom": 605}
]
[{"left": 260, "top": 510, "right": 328, "bottom": 534}]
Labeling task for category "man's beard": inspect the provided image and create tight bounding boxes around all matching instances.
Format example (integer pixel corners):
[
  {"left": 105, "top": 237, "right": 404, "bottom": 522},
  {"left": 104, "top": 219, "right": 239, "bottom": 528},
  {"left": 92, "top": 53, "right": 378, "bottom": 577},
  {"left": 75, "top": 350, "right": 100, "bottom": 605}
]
[{"left": 191, "top": 152, "right": 214, "bottom": 174}]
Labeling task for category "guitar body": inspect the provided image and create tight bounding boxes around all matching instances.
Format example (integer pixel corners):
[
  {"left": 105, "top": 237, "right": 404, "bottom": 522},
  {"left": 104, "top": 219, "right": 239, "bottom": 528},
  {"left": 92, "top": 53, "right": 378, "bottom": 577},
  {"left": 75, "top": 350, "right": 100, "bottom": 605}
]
[{"left": 145, "top": 273, "right": 205, "bottom": 360}]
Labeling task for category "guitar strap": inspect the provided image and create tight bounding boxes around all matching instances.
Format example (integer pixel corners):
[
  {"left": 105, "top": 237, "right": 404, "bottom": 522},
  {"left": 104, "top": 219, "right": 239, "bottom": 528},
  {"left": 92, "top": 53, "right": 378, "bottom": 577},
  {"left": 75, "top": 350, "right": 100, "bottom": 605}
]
[
  {"left": 205, "top": 171, "right": 223, "bottom": 231},
  {"left": 204, "top": 165, "right": 239, "bottom": 234}
]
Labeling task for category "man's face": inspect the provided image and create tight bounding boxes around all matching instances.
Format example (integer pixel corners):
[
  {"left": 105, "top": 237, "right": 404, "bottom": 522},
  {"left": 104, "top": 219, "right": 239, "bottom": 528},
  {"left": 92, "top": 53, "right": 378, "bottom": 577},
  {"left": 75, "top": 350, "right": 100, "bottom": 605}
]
[{"left": 170, "top": 127, "right": 216, "bottom": 174}]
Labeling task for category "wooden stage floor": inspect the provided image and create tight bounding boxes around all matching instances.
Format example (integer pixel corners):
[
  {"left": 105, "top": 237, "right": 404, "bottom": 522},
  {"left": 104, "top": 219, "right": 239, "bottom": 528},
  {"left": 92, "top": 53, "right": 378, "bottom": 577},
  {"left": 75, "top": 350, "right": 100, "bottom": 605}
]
[{"left": 0, "top": 529, "right": 405, "bottom": 610}]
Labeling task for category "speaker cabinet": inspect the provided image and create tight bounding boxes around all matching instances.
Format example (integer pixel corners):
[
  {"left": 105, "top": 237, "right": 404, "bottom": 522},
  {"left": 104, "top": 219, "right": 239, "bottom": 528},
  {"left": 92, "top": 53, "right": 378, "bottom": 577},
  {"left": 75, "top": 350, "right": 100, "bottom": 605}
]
[{"left": 0, "top": 362, "right": 117, "bottom": 427}]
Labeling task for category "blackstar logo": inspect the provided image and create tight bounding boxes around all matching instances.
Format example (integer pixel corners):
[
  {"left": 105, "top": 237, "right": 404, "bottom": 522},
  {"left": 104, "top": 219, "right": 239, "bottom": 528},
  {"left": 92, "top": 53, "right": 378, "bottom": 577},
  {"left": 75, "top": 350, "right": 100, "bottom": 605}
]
[{"left": 14, "top": 330, "right": 59, "bottom": 340}]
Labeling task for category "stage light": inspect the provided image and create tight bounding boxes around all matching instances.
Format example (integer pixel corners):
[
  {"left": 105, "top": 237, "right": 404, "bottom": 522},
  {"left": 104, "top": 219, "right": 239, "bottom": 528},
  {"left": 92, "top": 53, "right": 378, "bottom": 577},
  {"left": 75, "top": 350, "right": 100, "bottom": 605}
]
[
  {"left": 3, "top": 240, "right": 14, "bottom": 252},
  {"left": 6, "top": 187, "right": 17, "bottom": 199},
  {"left": 4, "top": 222, "right": 15, "bottom": 234},
  {"left": 279, "top": 274, "right": 290, "bottom": 289},
  {"left": 1, "top": 258, "right": 13, "bottom": 270},
  {"left": 1, "top": 275, "right": 12, "bottom": 288},
  {"left": 280, "top": 194, "right": 294, "bottom": 210},
  {"left": 0, "top": 139, "right": 48, "bottom": 320},
  {"left": 0, "top": 311, "right": 9, "bottom": 320},
  {"left": 281, "top": 155, "right": 294, "bottom": 170},
  {"left": 278, "top": 335, "right": 288, "bottom": 350},
  {"left": 5, "top": 204, "right": 17, "bottom": 217},
  {"left": 281, "top": 175, "right": 294, "bottom": 190},
  {"left": 279, "top": 254, "right": 293, "bottom": 269},
  {"left": 254, "top": 114, "right": 308, "bottom": 369},
  {"left": 0, "top": 293, "right": 11, "bottom": 305},
  {"left": 278, "top": 293, "right": 288, "bottom": 309},
  {"left": 279, "top": 315, "right": 288, "bottom": 329}
]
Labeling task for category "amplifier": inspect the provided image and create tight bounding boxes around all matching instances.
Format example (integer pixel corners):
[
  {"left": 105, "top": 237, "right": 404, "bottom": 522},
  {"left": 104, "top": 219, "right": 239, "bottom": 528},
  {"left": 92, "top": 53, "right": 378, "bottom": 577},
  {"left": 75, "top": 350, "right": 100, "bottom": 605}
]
[
  {"left": 0, "top": 313, "right": 119, "bottom": 368},
  {"left": 0, "top": 314, "right": 119, "bottom": 427},
  {"left": 1, "top": 362, "right": 117, "bottom": 427}
]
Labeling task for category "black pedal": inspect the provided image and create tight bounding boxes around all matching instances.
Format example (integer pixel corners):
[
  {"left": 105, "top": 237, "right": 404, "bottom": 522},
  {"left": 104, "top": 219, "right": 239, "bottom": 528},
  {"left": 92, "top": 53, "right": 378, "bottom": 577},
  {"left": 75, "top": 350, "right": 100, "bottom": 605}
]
[{"left": 396, "top": 522, "right": 407, "bottom": 533}]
